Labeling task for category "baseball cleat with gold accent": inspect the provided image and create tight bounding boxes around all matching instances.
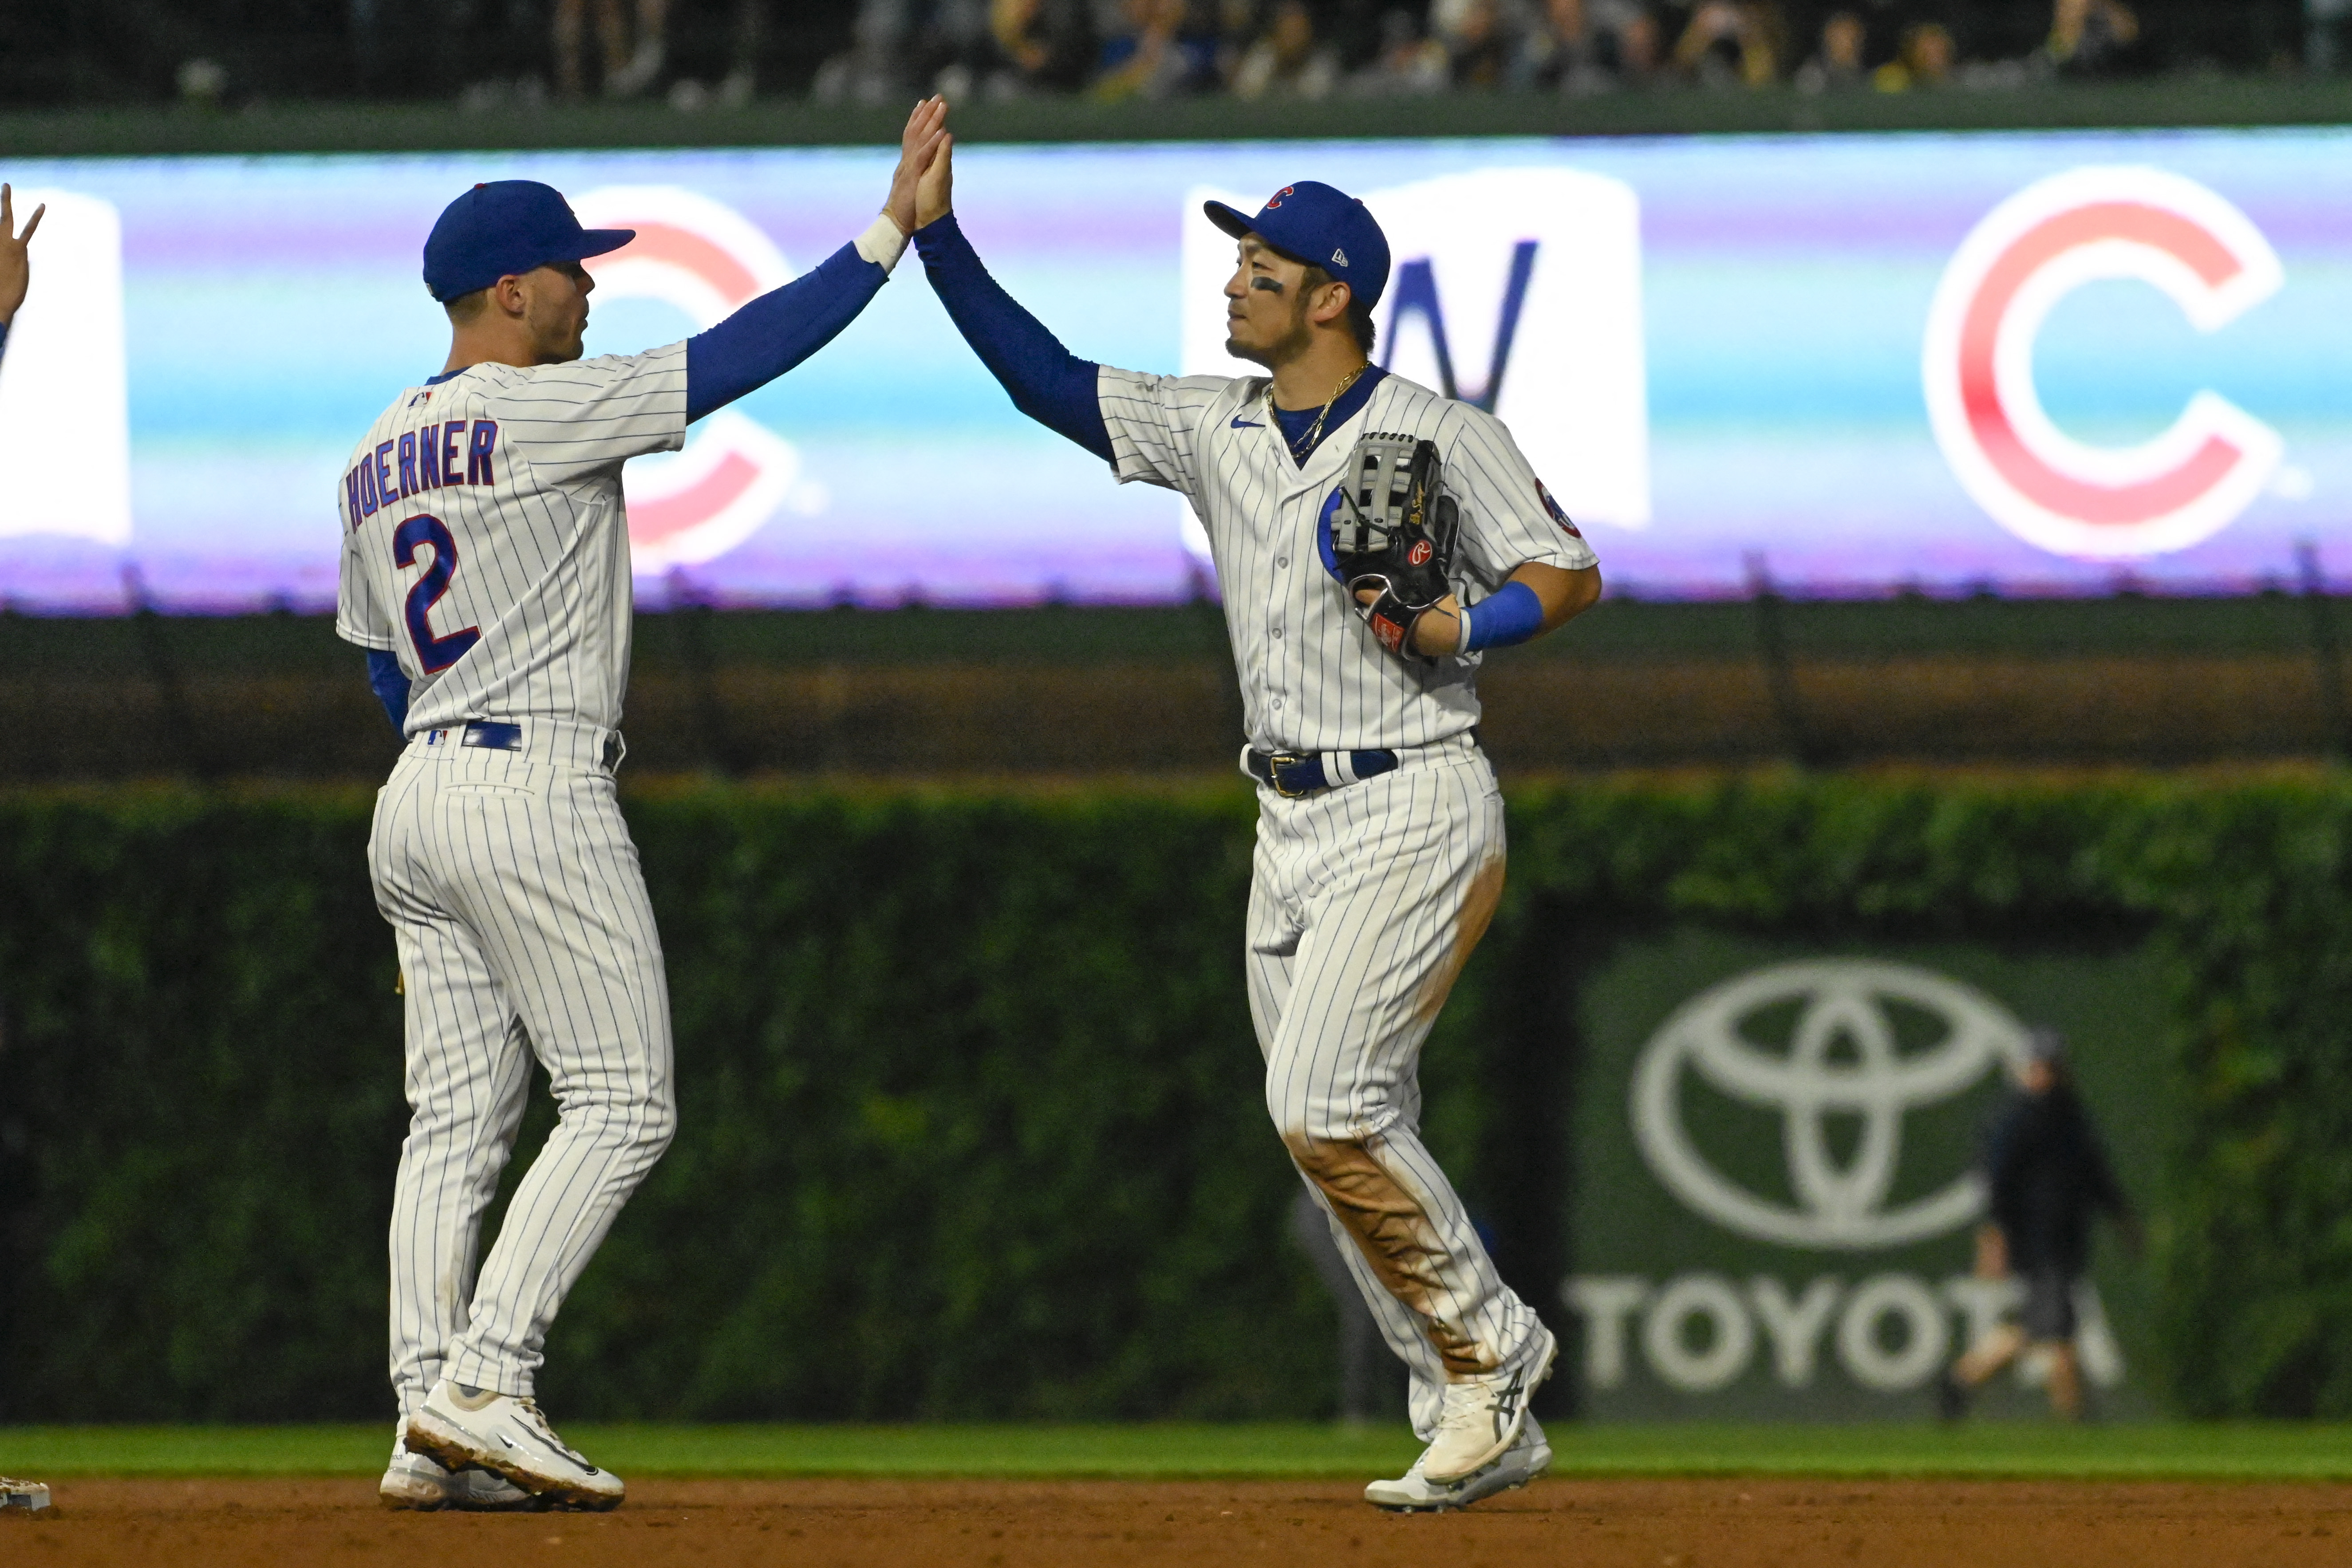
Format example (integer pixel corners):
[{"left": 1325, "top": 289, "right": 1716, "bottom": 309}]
[{"left": 404, "top": 1381, "right": 624, "bottom": 1511}]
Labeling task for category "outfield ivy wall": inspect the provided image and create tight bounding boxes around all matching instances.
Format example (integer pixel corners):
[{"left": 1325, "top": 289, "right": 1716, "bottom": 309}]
[{"left": 0, "top": 775, "right": 2347, "bottom": 1422}]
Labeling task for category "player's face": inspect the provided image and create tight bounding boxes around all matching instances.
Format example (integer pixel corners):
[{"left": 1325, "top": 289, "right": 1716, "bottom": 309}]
[
  {"left": 1222, "top": 237, "right": 1314, "bottom": 367},
  {"left": 518, "top": 260, "right": 595, "bottom": 364}
]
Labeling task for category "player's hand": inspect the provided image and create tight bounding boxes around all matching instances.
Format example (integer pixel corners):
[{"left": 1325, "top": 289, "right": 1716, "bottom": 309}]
[
  {"left": 915, "top": 132, "right": 954, "bottom": 230},
  {"left": 1355, "top": 587, "right": 1463, "bottom": 656},
  {"left": 885, "top": 97, "right": 949, "bottom": 238},
  {"left": 0, "top": 184, "right": 45, "bottom": 327}
]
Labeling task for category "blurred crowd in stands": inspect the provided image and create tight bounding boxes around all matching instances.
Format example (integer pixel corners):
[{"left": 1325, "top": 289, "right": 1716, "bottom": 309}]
[
  {"left": 811, "top": 0, "right": 2137, "bottom": 106},
  {"left": 5, "top": 0, "right": 2343, "bottom": 111},
  {"left": 539, "top": 0, "right": 2291, "bottom": 108},
  {"left": 535, "top": 0, "right": 2338, "bottom": 108}
]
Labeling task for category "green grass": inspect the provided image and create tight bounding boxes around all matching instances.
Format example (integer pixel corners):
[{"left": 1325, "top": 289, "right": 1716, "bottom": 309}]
[{"left": 2, "top": 1423, "right": 2350, "bottom": 1481}]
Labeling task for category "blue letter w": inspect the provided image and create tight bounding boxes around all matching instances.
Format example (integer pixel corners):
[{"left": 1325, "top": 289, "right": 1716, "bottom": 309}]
[{"left": 1378, "top": 241, "right": 1539, "bottom": 413}]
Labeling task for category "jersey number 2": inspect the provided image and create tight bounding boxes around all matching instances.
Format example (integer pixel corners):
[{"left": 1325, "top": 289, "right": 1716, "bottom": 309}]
[{"left": 393, "top": 514, "right": 482, "bottom": 673}]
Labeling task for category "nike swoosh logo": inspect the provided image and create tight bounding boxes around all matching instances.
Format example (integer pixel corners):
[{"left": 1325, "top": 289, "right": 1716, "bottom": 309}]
[
  {"left": 498, "top": 1427, "right": 596, "bottom": 1476},
  {"left": 1230, "top": 417, "right": 1263, "bottom": 428}
]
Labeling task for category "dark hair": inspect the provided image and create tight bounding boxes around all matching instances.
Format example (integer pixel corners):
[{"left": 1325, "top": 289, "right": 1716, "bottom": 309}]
[{"left": 1301, "top": 264, "right": 1378, "bottom": 356}]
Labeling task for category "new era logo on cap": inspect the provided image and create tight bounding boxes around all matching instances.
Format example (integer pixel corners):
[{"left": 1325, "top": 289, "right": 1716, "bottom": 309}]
[{"left": 1332, "top": 248, "right": 1349, "bottom": 267}]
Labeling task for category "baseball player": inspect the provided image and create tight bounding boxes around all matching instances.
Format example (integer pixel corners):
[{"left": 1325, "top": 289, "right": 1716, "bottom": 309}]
[
  {"left": 908, "top": 148, "right": 1600, "bottom": 1510},
  {"left": 0, "top": 184, "right": 43, "bottom": 362},
  {"left": 341, "top": 99, "right": 947, "bottom": 1512}
]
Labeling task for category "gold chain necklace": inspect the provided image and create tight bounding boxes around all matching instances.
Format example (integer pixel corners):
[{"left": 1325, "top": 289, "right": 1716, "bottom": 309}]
[{"left": 1268, "top": 363, "right": 1368, "bottom": 461}]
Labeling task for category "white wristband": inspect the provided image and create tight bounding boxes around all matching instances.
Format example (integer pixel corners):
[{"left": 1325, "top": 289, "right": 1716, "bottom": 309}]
[
  {"left": 1452, "top": 604, "right": 1471, "bottom": 656},
  {"left": 855, "top": 212, "right": 910, "bottom": 273}
]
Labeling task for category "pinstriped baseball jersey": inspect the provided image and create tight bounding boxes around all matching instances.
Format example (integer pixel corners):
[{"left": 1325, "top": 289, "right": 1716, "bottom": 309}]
[
  {"left": 335, "top": 344, "right": 687, "bottom": 734},
  {"left": 1096, "top": 367, "right": 1598, "bottom": 755}
]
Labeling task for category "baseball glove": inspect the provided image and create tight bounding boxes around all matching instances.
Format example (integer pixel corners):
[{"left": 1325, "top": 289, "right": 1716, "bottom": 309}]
[{"left": 1321, "top": 432, "right": 1462, "bottom": 661}]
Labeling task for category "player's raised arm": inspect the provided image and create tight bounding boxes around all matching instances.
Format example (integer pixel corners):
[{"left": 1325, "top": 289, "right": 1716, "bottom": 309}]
[
  {"left": 682, "top": 96, "right": 948, "bottom": 422},
  {"left": 907, "top": 138, "right": 1116, "bottom": 461},
  {"left": 0, "top": 184, "right": 46, "bottom": 359}
]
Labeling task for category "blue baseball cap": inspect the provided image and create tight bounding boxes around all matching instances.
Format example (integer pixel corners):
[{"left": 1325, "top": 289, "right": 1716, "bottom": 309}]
[
  {"left": 422, "top": 180, "right": 635, "bottom": 303},
  {"left": 1204, "top": 181, "right": 1391, "bottom": 310}
]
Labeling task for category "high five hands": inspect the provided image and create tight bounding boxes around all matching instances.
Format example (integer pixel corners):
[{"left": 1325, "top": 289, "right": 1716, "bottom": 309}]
[
  {"left": 916, "top": 117, "right": 955, "bottom": 231},
  {"left": 884, "top": 98, "right": 951, "bottom": 238},
  {"left": 0, "top": 184, "right": 45, "bottom": 328}
]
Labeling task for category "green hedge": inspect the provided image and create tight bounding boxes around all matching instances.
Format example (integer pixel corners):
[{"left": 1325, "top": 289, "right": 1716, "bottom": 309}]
[{"left": 1, "top": 774, "right": 2348, "bottom": 1421}]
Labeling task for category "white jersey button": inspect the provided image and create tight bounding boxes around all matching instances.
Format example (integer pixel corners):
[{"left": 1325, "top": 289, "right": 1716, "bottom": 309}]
[
  {"left": 1276, "top": 556, "right": 1289, "bottom": 569},
  {"left": 1272, "top": 626, "right": 1283, "bottom": 639}
]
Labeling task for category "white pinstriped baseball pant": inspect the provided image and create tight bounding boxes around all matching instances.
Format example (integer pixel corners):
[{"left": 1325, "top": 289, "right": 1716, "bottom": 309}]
[
  {"left": 369, "top": 722, "right": 675, "bottom": 1417},
  {"left": 1245, "top": 739, "right": 1545, "bottom": 1441}
]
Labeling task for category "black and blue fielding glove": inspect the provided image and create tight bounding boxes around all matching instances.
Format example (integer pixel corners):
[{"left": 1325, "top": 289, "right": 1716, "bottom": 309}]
[{"left": 1320, "top": 432, "right": 1462, "bottom": 662}]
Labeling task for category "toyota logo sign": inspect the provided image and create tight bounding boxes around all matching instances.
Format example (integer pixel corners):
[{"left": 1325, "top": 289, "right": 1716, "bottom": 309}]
[{"left": 1631, "top": 959, "right": 2032, "bottom": 1250}]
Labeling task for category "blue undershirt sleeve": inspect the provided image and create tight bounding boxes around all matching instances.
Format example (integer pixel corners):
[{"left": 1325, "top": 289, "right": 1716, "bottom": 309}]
[
  {"left": 685, "top": 243, "right": 888, "bottom": 423},
  {"left": 0, "top": 319, "right": 10, "bottom": 360},
  {"left": 912, "top": 212, "right": 1112, "bottom": 462},
  {"left": 366, "top": 649, "right": 411, "bottom": 734},
  {"left": 1460, "top": 580, "right": 1547, "bottom": 653}
]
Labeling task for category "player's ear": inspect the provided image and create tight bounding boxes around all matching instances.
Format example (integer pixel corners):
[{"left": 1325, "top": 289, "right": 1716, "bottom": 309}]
[{"left": 1316, "top": 280, "right": 1353, "bottom": 329}]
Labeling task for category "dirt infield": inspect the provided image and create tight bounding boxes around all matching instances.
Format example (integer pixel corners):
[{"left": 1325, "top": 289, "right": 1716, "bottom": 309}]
[{"left": 3, "top": 1476, "right": 2347, "bottom": 1567}]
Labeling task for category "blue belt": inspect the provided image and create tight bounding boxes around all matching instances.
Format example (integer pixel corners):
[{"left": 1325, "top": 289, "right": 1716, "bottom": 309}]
[
  {"left": 1246, "top": 747, "right": 1400, "bottom": 799},
  {"left": 421, "top": 720, "right": 524, "bottom": 751}
]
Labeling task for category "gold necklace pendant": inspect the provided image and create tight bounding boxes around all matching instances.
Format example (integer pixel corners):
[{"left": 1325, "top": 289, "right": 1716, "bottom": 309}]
[{"left": 1274, "top": 363, "right": 1369, "bottom": 461}]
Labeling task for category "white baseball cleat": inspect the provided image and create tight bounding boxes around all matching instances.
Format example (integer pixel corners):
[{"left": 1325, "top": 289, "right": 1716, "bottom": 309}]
[
  {"left": 1366, "top": 1415, "right": 1552, "bottom": 1512},
  {"left": 1417, "top": 1324, "right": 1557, "bottom": 1483},
  {"left": 403, "top": 1381, "right": 624, "bottom": 1511},
  {"left": 379, "top": 1428, "right": 539, "bottom": 1511}
]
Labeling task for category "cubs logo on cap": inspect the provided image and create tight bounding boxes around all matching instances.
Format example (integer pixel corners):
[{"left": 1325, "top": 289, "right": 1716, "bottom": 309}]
[{"left": 1204, "top": 180, "right": 1392, "bottom": 310}]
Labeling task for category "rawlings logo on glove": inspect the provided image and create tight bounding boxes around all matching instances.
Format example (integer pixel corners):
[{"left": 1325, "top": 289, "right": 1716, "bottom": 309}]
[{"left": 1319, "top": 432, "right": 1461, "bottom": 663}]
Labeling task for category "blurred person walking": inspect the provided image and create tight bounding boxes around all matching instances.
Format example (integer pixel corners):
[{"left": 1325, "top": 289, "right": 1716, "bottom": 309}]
[{"left": 1938, "top": 1027, "right": 2139, "bottom": 1422}]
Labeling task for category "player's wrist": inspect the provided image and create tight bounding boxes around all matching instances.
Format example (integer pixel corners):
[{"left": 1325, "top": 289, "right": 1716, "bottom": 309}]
[
  {"left": 1458, "top": 581, "right": 1544, "bottom": 653},
  {"left": 855, "top": 212, "right": 911, "bottom": 273}
]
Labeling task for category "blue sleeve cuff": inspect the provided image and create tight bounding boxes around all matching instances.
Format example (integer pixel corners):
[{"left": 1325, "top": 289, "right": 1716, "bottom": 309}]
[
  {"left": 1460, "top": 580, "right": 1547, "bottom": 653},
  {"left": 366, "top": 649, "right": 411, "bottom": 734}
]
